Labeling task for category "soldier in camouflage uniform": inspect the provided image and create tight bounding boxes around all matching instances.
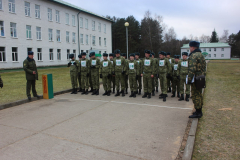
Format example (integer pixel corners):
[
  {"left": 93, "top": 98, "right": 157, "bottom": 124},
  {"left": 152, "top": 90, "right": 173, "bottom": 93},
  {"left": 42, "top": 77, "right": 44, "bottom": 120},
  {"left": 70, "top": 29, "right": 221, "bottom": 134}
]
[
  {"left": 89, "top": 52, "right": 100, "bottom": 95},
  {"left": 158, "top": 51, "right": 171, "bottom": 102},
  {"left": 109, "top": 53, "right": 115, "bottom": 93},
  {"left": 67, "top": 53, "right": 79, "bottom": 94},
  {"left": 77, "top": 54, "right": 82, "bottom": 92},
  {"left": 151, "top": 53, "right": 158, "bottom": 96},
  {"left": 166, "top": 52, "right": 174, "bottom": 93},
  {"left": 0, "top": 75, "right": 3, "bottom": 89},
  {"left": 100, "top": 53, "right": 112, "bottom": 96},
  {"left": 23, "top": 51, "right": 40, "bottom": 100},
  {"left": 135, "top": 52, "right": 142, "bottom": 95},
  {"left": 178, "top": 52, "right": 191, "bottom": 101},
  {"left": 187, "top": 41, "right": 206, "bottom": 118},
  {"left": 113, "top": 49, "right": 126, "bottom": 97},
  {"left": 127, "top": 53, "right": 139, "bottom": 98},
  {"left": 80, "top": 52, "right": 90, "bottom": 95},
  {"left": 141, "top": 50, "right": 155, "bottom": 99},
  {"left": 121, "top": 53, "right": 129, "bottom": 94},
  {"left": 171, "top": 55, "right": 180, "bottom": 98},
  {"left": 88, "top": 53, "right": 93, "bottom": 92}
]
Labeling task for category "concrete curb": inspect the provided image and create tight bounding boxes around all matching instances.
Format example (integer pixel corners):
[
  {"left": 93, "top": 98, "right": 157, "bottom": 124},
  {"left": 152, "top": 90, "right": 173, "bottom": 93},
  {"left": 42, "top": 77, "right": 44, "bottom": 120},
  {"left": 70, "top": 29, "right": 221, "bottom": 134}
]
[{"left": 0, "top": 89, "right": 72, "bottom": 111}]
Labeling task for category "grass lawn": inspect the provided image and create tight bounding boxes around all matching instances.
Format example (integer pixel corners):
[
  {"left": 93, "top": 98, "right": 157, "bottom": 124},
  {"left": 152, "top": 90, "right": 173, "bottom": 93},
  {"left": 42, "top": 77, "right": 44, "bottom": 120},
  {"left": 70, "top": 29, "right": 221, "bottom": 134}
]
[{"left": 192, "top": 60, "right": 240, "bottom": 159}]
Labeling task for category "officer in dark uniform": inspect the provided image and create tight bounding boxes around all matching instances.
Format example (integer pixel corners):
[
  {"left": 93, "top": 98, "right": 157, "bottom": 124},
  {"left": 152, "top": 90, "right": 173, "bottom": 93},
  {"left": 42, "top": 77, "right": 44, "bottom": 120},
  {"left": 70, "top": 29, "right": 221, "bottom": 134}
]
[{"left": 23, "top": 51, "right": 40, "bottom": 100}]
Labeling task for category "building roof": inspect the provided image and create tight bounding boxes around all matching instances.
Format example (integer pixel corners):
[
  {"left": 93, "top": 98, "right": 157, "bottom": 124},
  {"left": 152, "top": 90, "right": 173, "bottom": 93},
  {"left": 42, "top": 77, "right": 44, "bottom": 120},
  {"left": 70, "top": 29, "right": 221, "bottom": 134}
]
[
  {"left": 50, "top": 0, "right": 112, "bottom": 22},
  {"left": 181, "top": 43, "right": 231, "bottom": 48}
]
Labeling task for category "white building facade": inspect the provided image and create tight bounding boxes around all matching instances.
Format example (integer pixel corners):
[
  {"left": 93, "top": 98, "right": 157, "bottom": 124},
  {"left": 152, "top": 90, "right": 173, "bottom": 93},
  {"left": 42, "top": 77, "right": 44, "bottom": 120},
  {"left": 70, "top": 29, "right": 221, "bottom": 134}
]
[
  {"left": 0, "top": 0, "right": 112, "bottom": 69},
  {"left": 181, "top": 43, "right": 231, "bottom": 59}
]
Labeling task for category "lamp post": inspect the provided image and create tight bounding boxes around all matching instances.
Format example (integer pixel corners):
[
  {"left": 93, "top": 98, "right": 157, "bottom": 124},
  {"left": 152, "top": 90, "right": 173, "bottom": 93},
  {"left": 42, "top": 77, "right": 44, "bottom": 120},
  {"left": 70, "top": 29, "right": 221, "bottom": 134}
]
[{"left": 124, "top": 22, "right": 129, "bottom": 59}]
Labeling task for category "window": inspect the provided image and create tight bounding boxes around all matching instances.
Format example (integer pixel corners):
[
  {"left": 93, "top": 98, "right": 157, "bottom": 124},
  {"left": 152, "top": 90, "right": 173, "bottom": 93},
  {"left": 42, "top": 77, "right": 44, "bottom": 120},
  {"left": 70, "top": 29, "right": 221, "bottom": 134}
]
[
  {"left": 80, "top": 34, "right": 83, "bottom": 44},
  {"left": 98, "top": 22, "right": 101, "bottom": 32},
  {"left": 209, "top": 54, "right": 211, "bottom": 57},
  {"left": 48, "top": 28, "right": 53, "bottom": 41},
  {"left": 27, "top": 48, "right": 32, "bottom": 52},
  {"left": 80, "top": 17, "right": 83, "bottom": 28},
  {"left": 92, "top": 36, "right": 95, "bottom": 45},
  {"left": 92, "top": 21, "right": 95, "bottom": 30},
  {"left": 0, "top": 47, "right": 6, "bottom": 62},
  {"left": 104, "top": 38, "right": 106, "bottom": 46},
  {"left": 214, "top": 48, "right": 216, "bottom": 51},
  {"left": 72, "top": 15, "right": 75, "bottom": 26},
  {"left": 104, "top": 24, "right": 106, "bottom": 33},
  {"left": 221, "top": 54, "right": 224, "bottom": 57},
  {"left": 10, "top": 22, "right": 17, "bottom": 37},
  {"left": 0, "top": 21, "right": 4, "bottom": 36},
  {"left": 49, "top": 49, "right": 53, "bottom": 60},
  {"left": 25, "top": 2, "right": 30, "bottom": 16},
  {"left": 67, "top": 49, "right": 70, "bottom": 59},
  {"left": 73, "top": 49, "right": 76, "bottom": 58},
  {"left": 85, "top": 19, "right": 88, "bottom": 29},
  {"left": 35, "top": 5, "right": 40, "bottom": 19},
  {"left": 57, "top": 49, "right": 61, "bottom": 60},
  {"left": 221, "top": 48, "right": 224, "bottom": 51},
  {"left": 0, "top": 0, "right": 2, "bottom": 10},
  {"left": 26, "top": 25, "right": 32, "bottom": 39},
  {"left": 10, "top": 47, "right": 17, "bottom": 62},
  {"left": 66, "top": 31, "right": 69, "bottom": 43},
  {"left": 56, "top": 10, "right": 60, "bottom": 23},
  {"left": 209, "top": 48, "right": 211, "bottom": 52},
  {"left": 36, "top": 27, "right": 41, "bottom": 40},
  {"left": 72, "top": 32, "right": 76, "bottom": 43},
  {"left": 214, "top": 54, "right": 216, "bottom": 57},
  {"left": 48, "top": 8, "right": 52, "bottom": 21},
  {"left": 56, "top": 30, "right": 60, "bottom": 42},
  {"left": 86, "top": 35, "right": 88, "bottom": 44},
  {"left": 8, "top": 0, "right": 15, "bottom": 13},
  {"left": 37, "top": 48, "right": 42, "bottom": 61},
  {"left": 99, "top": 37, "right": 101, "bottom": 46},
  {"left": 65, "top": 13, "right": 69, "bottom": 25},
  {"left": 203, "top": 48, "right": 206, "bottom": 52}
]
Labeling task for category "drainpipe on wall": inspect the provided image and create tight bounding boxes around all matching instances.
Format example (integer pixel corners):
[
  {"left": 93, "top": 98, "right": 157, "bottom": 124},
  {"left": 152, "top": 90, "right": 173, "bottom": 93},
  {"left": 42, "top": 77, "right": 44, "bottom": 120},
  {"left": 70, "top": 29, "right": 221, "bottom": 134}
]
[{"left": 77, "top": 11, "right": 81, "bottom": 55}]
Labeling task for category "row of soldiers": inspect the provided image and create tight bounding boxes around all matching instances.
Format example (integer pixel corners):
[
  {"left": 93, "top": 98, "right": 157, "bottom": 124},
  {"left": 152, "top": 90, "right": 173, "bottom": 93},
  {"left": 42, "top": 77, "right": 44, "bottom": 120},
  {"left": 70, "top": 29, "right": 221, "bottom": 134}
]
[{"left": 68, "top": 49, "right": 190, "bottom": 102}]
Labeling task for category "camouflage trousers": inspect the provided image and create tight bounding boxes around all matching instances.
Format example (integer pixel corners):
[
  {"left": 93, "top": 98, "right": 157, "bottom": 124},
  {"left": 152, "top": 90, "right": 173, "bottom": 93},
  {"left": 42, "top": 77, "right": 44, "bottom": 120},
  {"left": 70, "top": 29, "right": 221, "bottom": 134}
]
[
  {"left": 102, "top": 73, "right": 111, "bottom": 91},
  {"left": 129, "top": 74, "right": 137, "bottom": 92},
  {"left": 159, "top": 73, "right": 167, "bottom": 94},
  {"left": 91, "top": 71, "right": 99, "bottom": 90},
  {"left": 70, "top": 71, "right": 78, "bottom": 89},
  {"left": 152, "top": 76, "right": 158, "bottom": 90},
  {"left": 143, "top": 73, "right": 152, "bottom": 93},
  {"left": 180, "top": 76, "right": 190, "bottom": 94},
  {"left": 115, "top": 72, "right": 125, "bottom": 91},
  {"left": 172, "top": 77, "right": 180, "bottom": 93},
  {"left": 137, "top": 75, "right": 142, "bottom": 90},
  {"left": 77, "top": 74, "right": 81, "bottom": 89},
  {"left": 81, "top": 72, "right": 89, "bottom": 90},
  {"left": 191, "top": 82, "right": 203, "bottom": 109},
  {"left": 26, "top": 80, "right": 37, "bottom": 97}
]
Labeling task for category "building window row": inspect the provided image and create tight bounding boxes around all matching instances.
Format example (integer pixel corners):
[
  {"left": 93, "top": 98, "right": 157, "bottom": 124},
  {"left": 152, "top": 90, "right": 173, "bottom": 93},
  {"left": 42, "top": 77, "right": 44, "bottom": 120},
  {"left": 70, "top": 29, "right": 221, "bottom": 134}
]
[
  {"left": 200, "top": 48, "right": 225, "bottom": 52},
  {"left": 79, "top": 34, "right": 107, "bottom": 47}
]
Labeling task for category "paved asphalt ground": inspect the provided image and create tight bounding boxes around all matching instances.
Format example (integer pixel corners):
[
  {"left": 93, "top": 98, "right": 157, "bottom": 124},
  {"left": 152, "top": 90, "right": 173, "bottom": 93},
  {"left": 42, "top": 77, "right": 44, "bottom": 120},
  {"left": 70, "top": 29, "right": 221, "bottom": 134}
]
[{"left": 0, "top": 87, "right": 193, "bottom": 160}]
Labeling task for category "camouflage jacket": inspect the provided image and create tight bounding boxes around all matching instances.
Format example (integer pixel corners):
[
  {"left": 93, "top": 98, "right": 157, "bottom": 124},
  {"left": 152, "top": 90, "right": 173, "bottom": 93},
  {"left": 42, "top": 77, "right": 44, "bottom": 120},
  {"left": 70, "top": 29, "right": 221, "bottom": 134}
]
[
  {"left": 90, "top": 57, "right": 101, "bottom": 73},
  {"left": 178, "top": 59, "right": 189, "bottom": 77},
  {"left": 172, "top": 61, "right": 179, "bottom": 77},
  {"left": 113, "top": 56, "right": 126, "bottom": 73},
  {"left": 100, "top": 59, "right": 112, "bottom": 74},
  {"left": 141, "top": 57, "right": 155, "bottom": 75},
  {"left": 188, "top": 49, "right": 206, "bottom": 82},
  {"left": 126, "top": 60, "right": 139, "bottom": 75},
  {"left": 23, "top": 57, "right": 38, "bottom": 80},
  {"left": 80, "top": 58, "right": 90, "bottom": 73},
  {"left": 135, "top": 58, "right": 143, "bottom": 74},
  {"left": 68, "top": 59, "right": 79, "bottom": 72}
]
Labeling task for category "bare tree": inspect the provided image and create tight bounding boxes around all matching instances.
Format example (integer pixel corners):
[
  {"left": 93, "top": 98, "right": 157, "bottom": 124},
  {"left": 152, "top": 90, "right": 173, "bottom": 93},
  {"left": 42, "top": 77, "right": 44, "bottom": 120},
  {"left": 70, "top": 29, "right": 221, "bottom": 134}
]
[{"left": 220, "top": 30, "right": 229, "bottom": 42}]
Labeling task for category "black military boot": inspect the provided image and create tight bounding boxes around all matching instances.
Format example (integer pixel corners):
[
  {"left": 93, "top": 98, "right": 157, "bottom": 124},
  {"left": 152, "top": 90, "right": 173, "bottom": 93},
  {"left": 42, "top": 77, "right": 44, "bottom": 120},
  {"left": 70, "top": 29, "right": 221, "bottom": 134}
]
[
  {"left": 91, "top": 89, "right": 96, "bottom": 95},
  {"left": 142, "top": 92, "right": 147, "bottom": 98},
  {"left": 189, "top": 109, "right": 202, "bottom": 118},
  {"left": 28, "top": 96, "right": 31, "bottom": 100},
  {"left": 107, "top": 90, "right": 111, "bottom": 96},
  {"left": 34, "top": 95, "right": 40, "bottom": 98},
  {"left": 78, "top": 88, "right": 82, "bottom": 92},
  {"left": 85, "top": 89, "right": 89, "bottom": 95},
  {"left": 133, "top": 91, "right": 136, "bottom": 98},
  {"left": 186, "top": 94, "right": 190, "bottom": 102},
  {"left": 178, "top": 94, "right": 184, "bottom": 101},
  {"left": 163, "top": 94, "right": 166, "bottom": 102},
  {"left": 81, "top": 89, "right": 86, "bottom": 95},
  {"left": 95, "top": 89, "right": 99, "bottom": 95},
  {"left": 89, "top": 87, "right": 93, "bottom": 92},
  {"left": 122, "top": 90, "right": 125, "bottom": 97},
  {"left": 159, "top": 93, "right": 163, "bottom": 98},
  {"left": 171, "top": 92, "right": 175, "bottom": 97},
  {"left": 129, "top": 91, "right": 133, "bottom": 97},
  {"left": 103, "top": 91, "right": 108, "bottom": 96},
  {"left": 125, "top": 88, "right": 128, "bottom": 94},
  {"left": 148, "top": 93, "right": 151, "bottom": 99},
  {"left": 156, "top": 87, "right": 158, "bottom": 92},
  {"left": 177, "top": 92, "right": 180, "bottom": 98},
  {"left": 71, "top": 88, "right": 75, "bottom": 94},
  {"left": 138, "top": 89, "right": 141, "bottom": 95},
  {"left": 73, "top": 88, "right": 78, "bottom": 94},
  {"left": 115, "top": 90, "right": 120, "bottom": 96},
  {"left": 152, "top": 90, "right": 155, "bottom": 96}
]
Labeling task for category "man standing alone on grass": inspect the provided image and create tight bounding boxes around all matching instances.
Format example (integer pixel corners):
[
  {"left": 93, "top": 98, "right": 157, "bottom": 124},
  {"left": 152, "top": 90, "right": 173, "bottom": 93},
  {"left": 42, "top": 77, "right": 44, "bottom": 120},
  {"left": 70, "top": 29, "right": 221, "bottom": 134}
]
[
  {"left": 23, "top": 51, "right": 40, "bottom": 100},
  {"left": 188, "top": 41, "right": 206, "bottom": 118}
]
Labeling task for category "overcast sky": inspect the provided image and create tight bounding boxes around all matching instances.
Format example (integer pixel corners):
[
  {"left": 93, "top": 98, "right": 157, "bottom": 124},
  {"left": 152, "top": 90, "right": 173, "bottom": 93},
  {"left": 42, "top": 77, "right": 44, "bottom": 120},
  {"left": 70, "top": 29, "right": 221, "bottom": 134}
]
[{"left": 64, "top": 0, "right": 240, "bottom": 40}]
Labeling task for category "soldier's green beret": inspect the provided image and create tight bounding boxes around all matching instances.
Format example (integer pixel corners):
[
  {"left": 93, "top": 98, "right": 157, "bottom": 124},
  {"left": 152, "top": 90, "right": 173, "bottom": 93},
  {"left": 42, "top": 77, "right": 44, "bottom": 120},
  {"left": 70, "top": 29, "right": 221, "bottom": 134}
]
[
  {"left": 28, "top": 51, "right": 34, "bottom": 55},
  {"left": 167, "top": 52, "right": 171, "bottom": 55},
  {"left": 135, "top": 52, "right": 140, "bottom": 56},
  {"left": 182, "top": 52, "right": 188, "bottom": 56},
  {"left": 109, "top": 53, "right": 114, "bottom": 57},
  {"left": 78, "top": 54, "right": 82, "bottom": 58},
  {"left": 189, "top": 41, "right": 200, "bottom": 47},
  {"left": 115, "top": 49, "right": 121, "bottom": 54},
  {"left": 69, "top": 54, "right": 74, "bottom": 58},
  {"left": 144, "top": 50, "right": 151, "bottom": 54},
  {"left": 81, "top": 52, "right": 86, "bottom": 56},
  {"left": 129, "top": 53, "right": 135, "bottom": 57},
  {"left": 151, "top": 52, "right": 155, "bottom": 56},
  {"left": 103, "top": 53, "right": 108, "bottom": 57}
]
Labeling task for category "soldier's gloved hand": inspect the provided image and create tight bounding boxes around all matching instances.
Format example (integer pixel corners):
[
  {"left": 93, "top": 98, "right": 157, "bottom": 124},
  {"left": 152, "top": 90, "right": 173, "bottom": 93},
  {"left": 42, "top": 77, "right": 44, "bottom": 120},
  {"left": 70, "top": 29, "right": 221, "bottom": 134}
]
[
  {"left": 112, "top": 71, "right": 115, "bottom": 75},
  {"left": 73, "top": 62, "right": 77, "bottom": 65},
  {"left": 100, "top": 74, "right": 103, "bottom": 78},
  {"left": 86, "top": 73, "right": 89, "bottom": 77},
  {"left": 78, "top": 72, "right": 81, "bottom": 76},
  {"left": 122, "top": 71, "right": 126, "bottom": 75},
  {"left": 136, "top": 75, "right": 138, "bottom": 80},
  {"left": 0, "top": 83, "right": 3, "bottom": 88},
  {"left": 108, "top": 74, "right": 111, "bottom": 79},
  {"left": 67, "top": 62, "right": 71, "bottom": 67},
  {"left": 177, "top": 76, "right": 180, "bottom": 80}
]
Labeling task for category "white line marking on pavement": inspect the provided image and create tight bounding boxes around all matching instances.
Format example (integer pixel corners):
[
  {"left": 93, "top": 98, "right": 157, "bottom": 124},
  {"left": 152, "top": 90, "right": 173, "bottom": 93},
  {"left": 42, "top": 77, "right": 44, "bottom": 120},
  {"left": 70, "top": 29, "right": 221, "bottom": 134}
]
[{"left": 56, "top": 98, "right": 192, "bottom": 110}]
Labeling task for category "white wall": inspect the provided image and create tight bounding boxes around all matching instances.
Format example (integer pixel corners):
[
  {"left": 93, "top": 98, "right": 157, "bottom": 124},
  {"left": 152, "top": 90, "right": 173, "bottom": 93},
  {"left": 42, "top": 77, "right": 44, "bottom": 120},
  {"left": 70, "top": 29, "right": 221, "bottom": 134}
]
[{"left": 0, "top": 0, "right": 112, "bottom": 69}]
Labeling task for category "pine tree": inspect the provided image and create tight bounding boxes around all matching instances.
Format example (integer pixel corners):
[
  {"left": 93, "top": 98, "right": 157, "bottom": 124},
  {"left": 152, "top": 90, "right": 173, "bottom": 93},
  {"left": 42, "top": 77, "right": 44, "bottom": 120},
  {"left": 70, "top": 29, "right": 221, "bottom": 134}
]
[{"left": 210, "top": 29, "right": 219, "bottom": 43}]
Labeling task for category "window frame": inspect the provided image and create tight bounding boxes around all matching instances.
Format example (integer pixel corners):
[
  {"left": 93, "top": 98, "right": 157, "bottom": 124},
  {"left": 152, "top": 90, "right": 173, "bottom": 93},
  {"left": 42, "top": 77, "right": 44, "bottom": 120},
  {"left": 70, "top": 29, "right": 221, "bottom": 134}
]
[
  {"left": 80, "top": 17, "right": 83, "bottom": 28},
  {"left": 25, "top": 1, "right": 30, "bottom": 17},
  {"left": 85, "top": 19, "right": 88, "bottom": 29},
  {"left": 12, "top": 47, "right": 18, "bottom": 62},
  {"left": 57, "top": 49, "right": 61, "bottom": 60},
  {"left": 48, "top": 8, "right": 52, "bottom": 21},
  {"left": 98, "top": 22, "right": 101, "bottom": 32},
  {"left": 49, "top": 48, "right": 54, "bottom": 61},
  {"left": 26, "top": 25, "right": 32, "bottom": 39},
  {"left": 36, "top": 26, "right": 41, "bottom": 40},
  {"left": 104, "top": 38, "right": 106, "bottom": 46},
  {"left": 0, "top": 0, "right": 2, "bottom": 10},
  {"left": 92, "top": 21, "right": 95, "bottom": 31},
  {"left": 104, "top": 24, "right": 106, "bottom": 33},
  {"left": 0, "top": 21, "right": 4, "bottom": 37},
  {"left": 86, "top": 35, "right": 88, "bottom": 45},
  {"left": 0, "top": 47, "right": 6, "bottom": 62},
  {"left": 48, "top": 28, "right": 53, "bottom": 41},
  {"left": 92, "top": 36, "right": 95, "bottom": 45},
  {"left": 72, "top": 32, "right": 76, "bottom": 43},
  {"left": 56, "top": 30, "right": 60, "bottom": 42},
  {"left": 35, "top": 4, "right": 40, "bottom": 19},
  {"left": 65, "top": 13, "right": 69, "bottom": 25},
  {"left": 56, "top": 10, "right": 60, "bottom": 23},
  {"left": 37, "top": 48, "right": 42, "bottom": 61},
  {"left": 80, "top": 34, "right": 83, "bottom": 44},
  {"left": 10, "top": 22, "right": 17, "bottom": 38},
  {"left": 99, "top": 37, "right": 101, "bottom": 46},
  {"left": 66, "top": 31, "right": 69, "bottom": 43},
  {"left": 8, "top": 0, "right": 16, "bottom": 13},
  {"left": 72, "top": 15, "right": 75, "bottom": 26}
]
